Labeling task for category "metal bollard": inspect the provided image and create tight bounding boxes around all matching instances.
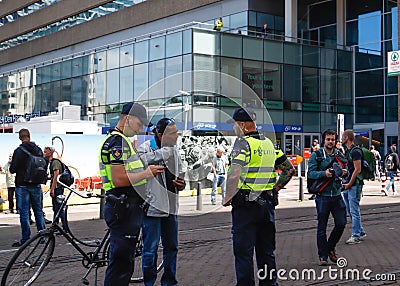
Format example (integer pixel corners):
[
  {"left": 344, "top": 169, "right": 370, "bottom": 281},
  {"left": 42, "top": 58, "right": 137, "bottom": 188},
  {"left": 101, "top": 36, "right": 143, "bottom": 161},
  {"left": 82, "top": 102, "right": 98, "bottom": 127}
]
[
  {"left": 99, "top": 188, "right": 105, "bottom": 219},
  {"left": 299, "top": 177, "right": 303, "bottom": 201},
  {"left": 196, "top": 182, "right": 202, "bottom": 211}
]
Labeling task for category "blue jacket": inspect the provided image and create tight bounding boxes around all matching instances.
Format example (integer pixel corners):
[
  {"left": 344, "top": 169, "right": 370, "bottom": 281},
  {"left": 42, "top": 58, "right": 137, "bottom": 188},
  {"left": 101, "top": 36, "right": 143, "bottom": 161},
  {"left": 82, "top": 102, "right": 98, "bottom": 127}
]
[{"left": 307, "top": 148, "right": 343, "bottom": 197}]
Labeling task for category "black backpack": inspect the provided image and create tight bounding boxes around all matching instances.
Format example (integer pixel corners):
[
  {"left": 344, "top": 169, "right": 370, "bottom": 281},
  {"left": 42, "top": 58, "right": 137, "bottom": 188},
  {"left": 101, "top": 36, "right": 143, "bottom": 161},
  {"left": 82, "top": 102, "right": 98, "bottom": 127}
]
[
  {"left": 306, "top": 149, "right": 323, "bottom": 193},
  {"left": 51, "top": 158, "right": 75, "bottom": 187},
  {"left": 19, "top": 146, "right": 48, "bottom": 185}
]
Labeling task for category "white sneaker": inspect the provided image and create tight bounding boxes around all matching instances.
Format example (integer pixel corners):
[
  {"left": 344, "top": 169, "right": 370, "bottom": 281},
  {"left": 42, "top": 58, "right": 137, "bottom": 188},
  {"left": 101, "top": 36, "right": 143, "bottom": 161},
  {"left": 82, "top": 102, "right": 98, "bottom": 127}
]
[
  {"left": 360, "top": 232, "right": 367, "bottom": 241},
  {"left": 393, "top": 191, "right": 398, "bottom": 196},
  {"left": 346, "top": 236, "right": 361, "bottom": 244},
  {"left": 383, "top": 189, "right": 389, "bottom": 196}
]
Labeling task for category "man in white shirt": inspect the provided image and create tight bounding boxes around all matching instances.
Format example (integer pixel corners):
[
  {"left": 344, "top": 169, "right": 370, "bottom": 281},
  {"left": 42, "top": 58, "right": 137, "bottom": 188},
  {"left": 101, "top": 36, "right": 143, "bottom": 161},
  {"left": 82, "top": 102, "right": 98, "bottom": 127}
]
[{"left": 211, "top": 146, "right": 228, "bottom": 205}]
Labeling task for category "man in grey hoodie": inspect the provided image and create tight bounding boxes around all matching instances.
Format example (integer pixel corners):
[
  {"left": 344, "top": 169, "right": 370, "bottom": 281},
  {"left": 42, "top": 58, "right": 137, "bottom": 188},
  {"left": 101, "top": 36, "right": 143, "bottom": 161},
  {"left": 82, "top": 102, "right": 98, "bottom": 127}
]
[{"left": 137, "top": 118, "right": 185, "bottom": 286}]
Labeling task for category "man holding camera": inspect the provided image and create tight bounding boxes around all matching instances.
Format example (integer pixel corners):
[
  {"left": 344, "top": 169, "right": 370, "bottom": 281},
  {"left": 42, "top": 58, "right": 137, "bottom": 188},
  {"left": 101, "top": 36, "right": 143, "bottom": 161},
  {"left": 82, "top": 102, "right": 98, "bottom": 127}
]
[{"left": 307, "top": 129, "right": 348, "bottom": 266}]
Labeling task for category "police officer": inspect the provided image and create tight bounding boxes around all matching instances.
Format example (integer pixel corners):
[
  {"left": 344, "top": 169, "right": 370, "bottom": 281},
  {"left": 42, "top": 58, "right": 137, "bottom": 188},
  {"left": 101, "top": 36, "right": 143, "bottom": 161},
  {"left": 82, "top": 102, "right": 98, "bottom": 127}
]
[
  {"left": 100, "top": 102, "right": 164, "bottom": 286},
  {"left": 223, "top": 107, "right": 295, "bottom": 286}
]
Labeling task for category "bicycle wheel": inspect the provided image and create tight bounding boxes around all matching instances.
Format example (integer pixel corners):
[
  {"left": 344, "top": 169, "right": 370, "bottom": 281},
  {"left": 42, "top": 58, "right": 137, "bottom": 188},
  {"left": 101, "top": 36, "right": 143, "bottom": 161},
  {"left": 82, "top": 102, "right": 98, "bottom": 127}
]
[
  {"left": 1, "top": 232, "right": 55, "bottom": 286},
  {"left": 130, "top": 234, "right": 163, "bottom": 283}
]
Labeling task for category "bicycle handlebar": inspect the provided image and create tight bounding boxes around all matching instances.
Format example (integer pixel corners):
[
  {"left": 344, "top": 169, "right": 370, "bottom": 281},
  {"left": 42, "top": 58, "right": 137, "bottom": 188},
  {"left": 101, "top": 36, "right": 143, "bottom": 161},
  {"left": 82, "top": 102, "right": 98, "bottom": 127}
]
[{"left": 57, "top": 174, "right": 105, "bottom": 199}]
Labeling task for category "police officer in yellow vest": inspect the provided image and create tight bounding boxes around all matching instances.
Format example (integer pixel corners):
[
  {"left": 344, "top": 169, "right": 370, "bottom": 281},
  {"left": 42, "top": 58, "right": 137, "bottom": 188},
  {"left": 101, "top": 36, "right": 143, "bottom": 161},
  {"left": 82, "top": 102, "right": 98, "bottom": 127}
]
[
  {"left": 223, "top": 107, "right": 295, "bottom": 286},
  {"left": 100, "top": 102, "right": 165, "bottom": 286}
]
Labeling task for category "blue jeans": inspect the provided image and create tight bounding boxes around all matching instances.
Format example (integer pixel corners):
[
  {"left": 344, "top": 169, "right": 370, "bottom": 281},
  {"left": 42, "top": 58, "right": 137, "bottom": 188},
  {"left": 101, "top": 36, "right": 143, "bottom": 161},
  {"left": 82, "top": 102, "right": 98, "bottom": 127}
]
[
  {"left": 232, "top": 200, "right": 277, "bottom": 286},
  {"left": 315, "top": 195, "right": 347, "bottom": 259},
  {"left": 142, "top": 215, "right": 178, "bottom": 286},
  {"left": 386, "top": 171, "right": 396, "bottom": 192},
  {"left": 104, "top": 196, "right": 143, "bottom": 286},
  {"left": 16, "top": 186, "right": 45, "bottom": 243},
  {"left": 342, "top": 185, "right": 365, "bottom": 238},
  {"left": 211, "top": 174, "right": 226, "bottom": 202},
  {"left": 52, "top": 187, "right": 67, "bottom": 230}
]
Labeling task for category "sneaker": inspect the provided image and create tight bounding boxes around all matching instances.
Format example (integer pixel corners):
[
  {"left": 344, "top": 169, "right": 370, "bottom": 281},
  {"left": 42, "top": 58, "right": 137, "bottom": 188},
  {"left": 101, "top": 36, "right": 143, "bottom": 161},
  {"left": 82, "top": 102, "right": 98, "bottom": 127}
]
[
  {"left": 318, "top": 257, "right": 328, "bottom": 266},
  {"left": 44, "top": 218, "right": 52, "bottom": 224},
  {"left": 393, "top": 191, "right": 398, "bottom": 195},
  {"left": 346, "top": 236, "right": 361, "bottom": 244},
  {"left": 11, "top": 241, "right": 24, "bottom": 248},
  {"left": 328, "top": 250, "right": 338, "bottom": 263},
  {"left": 309, "top": 194, "right": 316, "bottom": 200},
  {"left": 383, "top": 189, "right": 389, "bottom": 196},
  {"left": 211, "top": 201, "right": 216, "bottom": 205},
  {"left": 360, "top": 232, "right": 367, "bottom": 241}
]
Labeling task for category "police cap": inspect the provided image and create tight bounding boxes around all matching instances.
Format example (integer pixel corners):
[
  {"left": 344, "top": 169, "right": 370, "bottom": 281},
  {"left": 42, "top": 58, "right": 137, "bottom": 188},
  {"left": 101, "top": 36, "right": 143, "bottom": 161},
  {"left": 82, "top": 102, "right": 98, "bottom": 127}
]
[
  {"left": 227, "top": 107, "right": 256, "bottom": 123},
  {"left": 121, "top": 102, "right": 149, "bottom": 125}
]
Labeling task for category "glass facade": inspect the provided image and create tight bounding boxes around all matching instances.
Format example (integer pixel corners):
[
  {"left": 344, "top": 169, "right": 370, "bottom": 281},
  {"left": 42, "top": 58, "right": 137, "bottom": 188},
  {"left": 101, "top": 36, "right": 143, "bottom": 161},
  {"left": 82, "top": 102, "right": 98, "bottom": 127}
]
[
  {"left": 0, "top": 28, "right": 353, "bottom": 135},
  {"left": 0, "top": 0, "right": 147, "bottom": 51}
]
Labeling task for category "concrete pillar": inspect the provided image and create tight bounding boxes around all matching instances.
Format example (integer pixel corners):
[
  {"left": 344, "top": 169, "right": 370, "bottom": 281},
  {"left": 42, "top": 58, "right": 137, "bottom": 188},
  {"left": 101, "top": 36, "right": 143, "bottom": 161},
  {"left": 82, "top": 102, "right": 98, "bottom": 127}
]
[
  {"left": 336, "top": 0, "right": 345, "bottom": 48},
  {"left": 285, "top": 0, "right": 297, "bottom": 42}
]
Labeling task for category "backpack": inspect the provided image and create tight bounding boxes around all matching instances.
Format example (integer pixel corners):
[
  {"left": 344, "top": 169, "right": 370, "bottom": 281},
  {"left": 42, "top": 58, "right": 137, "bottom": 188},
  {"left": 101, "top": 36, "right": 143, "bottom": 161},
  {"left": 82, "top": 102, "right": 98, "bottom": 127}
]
[
  {"left": 51, "top": 158, "right": 75, "bottom": 187},
  {"left": 307, "top": 149, "right": 323, "bottom": 193},
  {"left": 385, "top": 154, "right": 395, "bottom": 170},
  {"left": 350, "top": 146, "right": 376, "bottom": 181},
  {"left": 19, "top": 146, "right": 48, "bottom": 185}
]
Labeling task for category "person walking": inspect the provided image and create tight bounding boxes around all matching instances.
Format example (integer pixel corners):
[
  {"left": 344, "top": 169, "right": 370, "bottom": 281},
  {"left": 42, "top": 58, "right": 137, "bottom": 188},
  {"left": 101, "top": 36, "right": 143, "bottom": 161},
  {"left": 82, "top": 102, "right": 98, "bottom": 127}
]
[
  {"left": 341, "top": 129, "right": 367, "bottom": 244},
  {"left": 262, "top": 23, "right": 268, "bottom": 38},
  {"left": 99, "top": 102, "right": 164, "bottom": 286},
  {"left": 211, "top": 146, "right": 228, "bottom": 205},
  {"left": 383, "top": 145, "right": 400, "bottom": 195},
  {"left": 307, "top": 129, "right": 348, "bottom": 266},
  {"left": 9, "top": 129, "right": 46, "bottom": 247},
  {"left": 137, "top": 118, "right": 185, "bottom": 286},
  {"left": 0, "top": 154, "right": 16, "bottom": 214},
  {"left": 222, "top": 107, "right": 295, "bottom": 286},
  {"left": 43, "top": 146, "right": 67, "bottom": 233},
  {"left": 369, "top": 145, "right": 381, "bottom": 181}
]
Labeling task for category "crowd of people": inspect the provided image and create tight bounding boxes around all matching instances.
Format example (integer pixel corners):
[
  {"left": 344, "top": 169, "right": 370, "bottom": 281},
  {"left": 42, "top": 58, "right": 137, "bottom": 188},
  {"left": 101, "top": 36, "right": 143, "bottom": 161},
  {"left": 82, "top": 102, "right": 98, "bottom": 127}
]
[{"left": 1, "top": 102, "right": 399, "bottom": 286}]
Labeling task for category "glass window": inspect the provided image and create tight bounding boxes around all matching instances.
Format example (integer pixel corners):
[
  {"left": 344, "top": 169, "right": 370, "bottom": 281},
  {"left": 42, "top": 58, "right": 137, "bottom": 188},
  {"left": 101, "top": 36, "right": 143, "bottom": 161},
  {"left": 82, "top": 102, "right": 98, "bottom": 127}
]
[
  {"left": 94, "top": 71, "right": 106, "bottom": 105},
  {"left": 320, "top": 112, "right": 336, "bottom": 130},
  {"left": 347, "top": 0, "right": 383, "bottom": 21},
  {"left": 256, "top": 13, "right": 274, "bottom": 31},
  {"left": 61, "top": 60, "right": 72, "bottom": 80},
  {"left": 221, "top": 57, "right": 241, "bottom": 99},
  {"left": 303, "top": 45, "right": 319, "bottom": 67},
  {"left": 106, "top": 69, "right": 119, "bottom": 104},
  {"left": 355, "top": 69, "right": 383, "bottom": 97},
  {"left": 356, "top": 96, "right": 384, "bottom": 123},
  {"left": 94, "top": 51, "right": 107, "bottom": 73},
  {"left": 134, "top": 63, "right": 148, "bottom": 101},
  {"left": 165, "top": 56, "right": 183, "bottom": 98},
  {"left": 243, "top": 38, "right": 263, "bottom": 60},
  {"left": 302, "top": 67, "right": 319, "bottom": 103},
  {"left": 249, "top": 11, "right": 257, "bottom": 27},
  {"left": 120, "top": 66, "right": 134, "bottom": 103},
  {"left": 385, "top": 95, "right": 398, "bottom": 122},
  {"left": 337, "top": 72, "right": 352, "bottom": 105},
  {"left": 120, "top": 44, "right": 133, "bottom": 67},
  {"left": 34, "top": 85, "right": 42, "bottom": 113},
  {"left": 134, "top": 41, "right": 149, "bottom": 64},
  {"left": 193, "top": 55, "right": 220, "bottom": 94},
  {"left": 320, "top": 69, "right": 337, "bottom": 104},
  {"left": 355, "top": 52, "right": 382, "bottom": 70},
  {"left": 193, "top": 30, "right": 220, "bottom": 56},
  {"left": 230, "top": 11, "right": 247, "bottom": 28},
  {"left": 61, "top": 79, "right": 71, "bottom": 102},
  {"left": 51, "top": 81, "right": 61, "bottom": 111},
  {"left": 386, "top": 72, "right": 398, "bottom": 95},
  {"left": 72, "top": 57, "right": 84, "bottom": 77},
  {"left": 242, "top": 60, "right": 263, "bottom": 102},
  {"left": 40, "top": 66, "right": 51, "bottom": 84},
  {"left": 183, "top": 29, "right": 192, "bottom": 54},
  {"left": 284, "top": 43, "right": 301, "bottom": 65},
  {"left": 284, "top": 111, "right": 302, "bottom": 125},
  {"left": 320, "top": 48, "right": 336, "bottom": 69},
  {"left": 283, "top": 65, "right": 301, "bottom": 102},
  {"left": 221, "top": 57, "right": 241, "bottom": 79},
  {"left": 221, "top": 34, "right": 242, "bottom": 58},
  {"left": 264, "top": 41, "right": 283, "bottom": 63},
  {"left": 320, "top": 25, "right": 337, "bottom": 48},
  {"left": 150, "top": 36, "right": 165, "bottom": 61},
  {"left": 149, "top": 60, "right": 165, "bottom": 86},
  {"left": 51, "top": 63, "right": 61, "bottom": 82},
  {"left": 71, "top": 76, "right": 86, "bottom": 106},
  {"left": 303, "top": 112, "right": 320, "bottom": 133},
  {"left": 309, "top": 0, "right": 336, "bottom": 28},
  {"left": 166, "top": 32, "right": 183, "bottom": 58},
  {"left": 268, "top": 110, "right": 283, "bottom": 124},
  {"left": 337, "top": 50, "right": 352, "bottom": 71},
  {"left": 263, "top": 63, "right": 281, "bottom": 101},
  {"left": 107, "top": 48, "right": 120, "bottom": 70}
]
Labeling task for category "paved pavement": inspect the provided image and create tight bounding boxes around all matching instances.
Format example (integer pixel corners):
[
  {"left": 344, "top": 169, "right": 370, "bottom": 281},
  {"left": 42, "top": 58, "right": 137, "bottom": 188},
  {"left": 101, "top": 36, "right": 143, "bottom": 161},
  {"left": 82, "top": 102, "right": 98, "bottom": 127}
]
[{"left": 1, "top": 179, "right": 400, "bottom": 285}]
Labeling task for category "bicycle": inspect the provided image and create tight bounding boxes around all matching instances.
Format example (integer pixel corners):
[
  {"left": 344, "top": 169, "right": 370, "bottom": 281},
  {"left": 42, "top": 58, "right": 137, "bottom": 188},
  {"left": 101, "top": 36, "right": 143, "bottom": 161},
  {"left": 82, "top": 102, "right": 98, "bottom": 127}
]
[{"left": 1, "top": 176, "right": 163, "bottom": 285}]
